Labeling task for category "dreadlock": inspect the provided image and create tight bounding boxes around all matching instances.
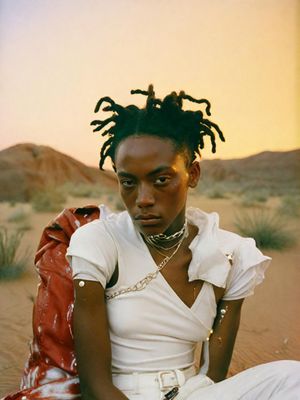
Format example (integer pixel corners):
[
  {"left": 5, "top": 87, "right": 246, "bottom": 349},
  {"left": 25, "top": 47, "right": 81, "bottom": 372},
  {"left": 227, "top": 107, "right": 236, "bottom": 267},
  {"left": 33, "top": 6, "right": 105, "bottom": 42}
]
[{"left": 91, "top": 85, "right": 225, "bottom": 170}]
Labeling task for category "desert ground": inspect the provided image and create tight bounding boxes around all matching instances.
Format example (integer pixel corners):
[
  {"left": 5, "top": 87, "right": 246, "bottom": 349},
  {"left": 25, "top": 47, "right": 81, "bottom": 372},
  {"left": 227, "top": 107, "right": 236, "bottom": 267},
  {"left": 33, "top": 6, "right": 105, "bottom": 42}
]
[{"left": 0, "top": 192, "right": 299, "bottom": 398}]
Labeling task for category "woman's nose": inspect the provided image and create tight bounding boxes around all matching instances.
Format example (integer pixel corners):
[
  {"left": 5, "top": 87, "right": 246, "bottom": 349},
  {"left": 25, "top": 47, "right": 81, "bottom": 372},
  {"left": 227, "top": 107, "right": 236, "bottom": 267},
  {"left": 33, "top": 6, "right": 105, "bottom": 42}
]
[{"left": 136, "top": 183, "right": 155, "bottom": 208}]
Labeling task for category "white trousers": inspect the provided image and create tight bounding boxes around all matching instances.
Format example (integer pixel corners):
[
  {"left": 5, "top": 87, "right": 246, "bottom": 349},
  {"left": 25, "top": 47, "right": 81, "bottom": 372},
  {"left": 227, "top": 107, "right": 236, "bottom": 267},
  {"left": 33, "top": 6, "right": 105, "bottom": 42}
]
[{"left": 113, "top": 360, "right": 300, "bottom": 400}]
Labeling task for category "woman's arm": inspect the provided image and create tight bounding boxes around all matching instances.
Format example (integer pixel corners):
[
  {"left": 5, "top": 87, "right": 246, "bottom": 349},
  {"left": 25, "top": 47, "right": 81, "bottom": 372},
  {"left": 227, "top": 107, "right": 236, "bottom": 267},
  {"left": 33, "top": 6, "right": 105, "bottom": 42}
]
[
  {"left": 200, "top": 298, "right": 244, "bottom": 382},
  {"left": 73, "top": 280, "right": 128, "bottom": 400}
]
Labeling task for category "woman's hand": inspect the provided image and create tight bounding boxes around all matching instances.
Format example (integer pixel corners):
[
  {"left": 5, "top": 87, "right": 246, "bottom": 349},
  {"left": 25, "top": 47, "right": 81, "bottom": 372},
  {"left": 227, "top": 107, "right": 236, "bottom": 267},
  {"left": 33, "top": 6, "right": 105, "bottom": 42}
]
[
  {"left": 73, "top": 280, "right": 128, "bottom": 400},
  {"left": 200, "top": 298, "right": 244, "bottom": 382}
]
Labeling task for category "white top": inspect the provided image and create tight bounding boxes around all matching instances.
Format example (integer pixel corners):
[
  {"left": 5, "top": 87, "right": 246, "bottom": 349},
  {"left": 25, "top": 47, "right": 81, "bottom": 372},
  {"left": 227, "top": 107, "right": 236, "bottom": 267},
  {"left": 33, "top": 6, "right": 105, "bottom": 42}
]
[{"left": 66, "top": 205, "right": 271, "bottom": 373}]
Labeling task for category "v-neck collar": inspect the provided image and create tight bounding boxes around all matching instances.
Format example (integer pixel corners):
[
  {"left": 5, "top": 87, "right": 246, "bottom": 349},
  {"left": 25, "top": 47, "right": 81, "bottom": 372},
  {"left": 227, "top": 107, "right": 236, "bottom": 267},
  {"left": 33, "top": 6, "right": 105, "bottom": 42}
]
[
  {"left": 157, "top": 272, "right": 212, "bottom": 313},
  {"left": 103, "top": 205, "right": 232, "bottom": 290},
  {"left": 133, "top": 207, "right": 231, "bottom": 288},
  {"left": 102, "top": 205, "right": 230, "bottom": 316}
]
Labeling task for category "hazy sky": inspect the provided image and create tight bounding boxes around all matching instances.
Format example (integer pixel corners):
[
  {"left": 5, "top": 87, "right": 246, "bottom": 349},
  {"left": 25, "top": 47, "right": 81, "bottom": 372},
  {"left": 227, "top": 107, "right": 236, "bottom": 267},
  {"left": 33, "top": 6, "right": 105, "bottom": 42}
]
[{"left": 0, "top": 0, "right": 299, "bottom": 168}]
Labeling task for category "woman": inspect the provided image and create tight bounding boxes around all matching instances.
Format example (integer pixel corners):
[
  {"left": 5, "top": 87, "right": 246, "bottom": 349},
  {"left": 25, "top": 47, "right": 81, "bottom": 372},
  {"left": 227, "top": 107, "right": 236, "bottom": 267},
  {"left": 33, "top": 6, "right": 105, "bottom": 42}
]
[{"left": 65, "top": 85, "right": 300, "bottom": 400}]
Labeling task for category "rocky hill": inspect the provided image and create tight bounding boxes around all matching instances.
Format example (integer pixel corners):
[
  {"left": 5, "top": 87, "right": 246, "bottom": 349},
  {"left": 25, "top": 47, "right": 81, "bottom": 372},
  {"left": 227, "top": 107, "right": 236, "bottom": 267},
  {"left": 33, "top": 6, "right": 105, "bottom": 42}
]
[
  {"left": 0, "top": 143, "right": 117, "bottom": 201},
  {"left": 199, "top": 149, "right": 300, "bottom": 195},
  {"left": 0, "top": 144, "right": 299, "bottom": 201}
]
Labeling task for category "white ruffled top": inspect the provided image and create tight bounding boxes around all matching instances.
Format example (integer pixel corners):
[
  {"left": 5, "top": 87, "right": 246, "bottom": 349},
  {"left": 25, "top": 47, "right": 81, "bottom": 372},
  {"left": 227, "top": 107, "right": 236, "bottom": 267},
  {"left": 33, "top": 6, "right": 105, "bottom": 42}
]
[{"left": 67, "top": 206, "right": 271, "bottom": 373}]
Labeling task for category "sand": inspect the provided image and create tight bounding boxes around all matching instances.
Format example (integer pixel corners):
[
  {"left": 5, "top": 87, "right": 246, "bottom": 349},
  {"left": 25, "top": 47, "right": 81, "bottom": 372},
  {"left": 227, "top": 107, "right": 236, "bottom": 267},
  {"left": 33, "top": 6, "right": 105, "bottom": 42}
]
[{"left": 0, "top": 195, "right": 299, "bottom": 397}]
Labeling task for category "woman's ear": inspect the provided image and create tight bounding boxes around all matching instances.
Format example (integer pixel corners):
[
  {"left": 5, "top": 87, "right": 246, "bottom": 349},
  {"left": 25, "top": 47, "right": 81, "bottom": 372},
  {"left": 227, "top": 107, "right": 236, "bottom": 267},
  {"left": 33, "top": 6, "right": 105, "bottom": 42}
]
[{"left": 188, "top": 161, "right": 201, "bottom": 188}]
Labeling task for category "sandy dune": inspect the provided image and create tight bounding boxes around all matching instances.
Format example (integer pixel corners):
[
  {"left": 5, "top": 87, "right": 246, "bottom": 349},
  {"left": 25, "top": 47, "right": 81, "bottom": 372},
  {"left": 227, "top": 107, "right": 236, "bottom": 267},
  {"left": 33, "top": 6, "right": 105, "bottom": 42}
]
[{"left": 0, "top": 195, "right": 299, "bottom": 397}]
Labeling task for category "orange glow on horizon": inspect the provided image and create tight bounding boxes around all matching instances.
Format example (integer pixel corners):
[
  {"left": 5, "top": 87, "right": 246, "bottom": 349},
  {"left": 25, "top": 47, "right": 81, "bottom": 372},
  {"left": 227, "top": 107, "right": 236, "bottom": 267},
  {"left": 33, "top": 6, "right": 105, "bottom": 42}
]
[{"left": 0, "top": 0, "right": 299, "bottom": 167}]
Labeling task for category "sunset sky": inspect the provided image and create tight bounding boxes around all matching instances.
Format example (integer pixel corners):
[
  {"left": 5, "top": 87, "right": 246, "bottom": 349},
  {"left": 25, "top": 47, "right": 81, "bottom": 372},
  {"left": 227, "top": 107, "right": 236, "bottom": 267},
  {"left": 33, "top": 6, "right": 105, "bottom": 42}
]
[{"left": 0, "top": 0, "right": 299, "bottom": 168}]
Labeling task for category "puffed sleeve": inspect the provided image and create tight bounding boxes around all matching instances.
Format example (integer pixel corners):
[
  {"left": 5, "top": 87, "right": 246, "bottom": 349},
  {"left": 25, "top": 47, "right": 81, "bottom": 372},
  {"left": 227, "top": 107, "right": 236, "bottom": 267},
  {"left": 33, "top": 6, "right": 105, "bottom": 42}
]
[
  {"left": 222, "top": 238, "right": 271, "bottom": 300},
  {"left": 66, "top": 219, "right": 118, "bottom": 288}
]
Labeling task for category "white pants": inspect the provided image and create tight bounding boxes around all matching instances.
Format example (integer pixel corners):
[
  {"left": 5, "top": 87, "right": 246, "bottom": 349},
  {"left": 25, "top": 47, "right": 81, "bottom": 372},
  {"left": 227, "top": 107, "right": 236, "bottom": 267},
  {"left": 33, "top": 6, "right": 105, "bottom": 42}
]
[{"left": 113, "top": 360, "right": 300, "bottom": 400}]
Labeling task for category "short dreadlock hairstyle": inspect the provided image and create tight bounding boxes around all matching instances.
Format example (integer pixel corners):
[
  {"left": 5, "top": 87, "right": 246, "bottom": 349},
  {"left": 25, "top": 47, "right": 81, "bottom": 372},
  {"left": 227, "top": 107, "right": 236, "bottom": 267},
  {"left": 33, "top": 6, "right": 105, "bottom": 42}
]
[{"left": 91, "top": 85, "right": 225, "bottom": 170}]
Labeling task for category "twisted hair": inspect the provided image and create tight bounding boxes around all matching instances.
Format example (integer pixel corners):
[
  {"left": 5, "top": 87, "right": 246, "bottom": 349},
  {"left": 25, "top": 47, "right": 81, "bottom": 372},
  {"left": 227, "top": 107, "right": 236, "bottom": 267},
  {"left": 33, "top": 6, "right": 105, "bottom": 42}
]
[{"left": 91, "top": 85, "right": 225, "bottom": 170}]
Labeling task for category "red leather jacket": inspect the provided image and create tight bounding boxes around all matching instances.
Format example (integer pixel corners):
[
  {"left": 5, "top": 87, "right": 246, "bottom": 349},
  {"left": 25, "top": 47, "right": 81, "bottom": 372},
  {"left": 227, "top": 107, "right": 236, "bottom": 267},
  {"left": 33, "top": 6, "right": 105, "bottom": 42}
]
[{"left": 3, "top": 205, "right": 100, "bottom": 400}]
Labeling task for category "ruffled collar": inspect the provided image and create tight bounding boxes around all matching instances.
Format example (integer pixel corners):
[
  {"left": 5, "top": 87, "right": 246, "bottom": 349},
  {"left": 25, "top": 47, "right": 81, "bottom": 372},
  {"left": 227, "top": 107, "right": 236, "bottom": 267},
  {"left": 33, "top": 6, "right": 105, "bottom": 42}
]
[
  {"left": 102, "top": 204, "right": 232, "bottom": 289},
  {"left": 186, "top": 207, "right": 231, "bottom": 288}
]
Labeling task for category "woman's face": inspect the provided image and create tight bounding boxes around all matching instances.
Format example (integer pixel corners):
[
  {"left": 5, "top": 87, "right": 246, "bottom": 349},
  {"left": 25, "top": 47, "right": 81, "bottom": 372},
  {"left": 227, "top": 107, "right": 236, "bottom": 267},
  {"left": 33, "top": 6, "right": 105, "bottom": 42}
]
[{"left": 114, "top": 135, "right": 200, "bottom": 236}]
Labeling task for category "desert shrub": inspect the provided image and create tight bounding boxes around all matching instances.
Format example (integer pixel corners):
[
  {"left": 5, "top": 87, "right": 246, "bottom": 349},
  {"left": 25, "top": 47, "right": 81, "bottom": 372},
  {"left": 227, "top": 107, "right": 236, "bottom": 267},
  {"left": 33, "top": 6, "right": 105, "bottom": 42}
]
[
  {"left": 18, "top": 222, "right": 33, "bottom": 231},
  {"left": 205, "top": 188, "right": 227, "bottom": 199},
  {"left": 234, "top": 211, "right": 296, "bottom": 250},
  {"left": 252, "top": 190, "right": 269, "bottom": 203},
  {"left": 202, "top": 183, "right": 228, "bottom": 199},
  {"left": 31, "top": 188, "right": 66, "bottom": 212},
  {"left": 278, "top": 196, "right": 300, "bottom": 217},
  {"left": 7, "top": 206, "right": 30, "bottom": 223},
  {"left": 239, "top": 194, "right": 259, "bottom": 208},
  {"left": 239, "top": 189, "right": 269, "bottom": 207},
  {"left": 0, "top": 227, "right": 29, "bottom": 279},
  {"left": 63, "top": 182, "right": 104, "bottom": 198}
]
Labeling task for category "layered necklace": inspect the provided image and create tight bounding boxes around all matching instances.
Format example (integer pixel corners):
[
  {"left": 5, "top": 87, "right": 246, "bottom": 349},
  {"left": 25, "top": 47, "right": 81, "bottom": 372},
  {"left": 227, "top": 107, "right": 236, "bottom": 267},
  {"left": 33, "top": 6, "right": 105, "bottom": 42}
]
[
  {"left": 105, "top": 220, "right": 189, "bottom": 300},
  {"left": 143, "top": 219, "right": 189, "bottom": 257}
]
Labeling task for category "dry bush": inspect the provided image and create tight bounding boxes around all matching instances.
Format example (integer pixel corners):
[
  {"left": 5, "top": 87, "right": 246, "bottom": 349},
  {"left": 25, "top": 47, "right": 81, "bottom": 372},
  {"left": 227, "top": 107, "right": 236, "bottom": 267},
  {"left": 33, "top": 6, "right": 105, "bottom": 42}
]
[
  {"left": 31, "top": 188, "right": 66, "bottom": 212},
  {"left": 62, "top": 182, "right": 104, "bottom": 198},
  {"left": 205, "top": 188, "right": 227, "bottom": 199},
  {"left": 0, "top": 227, "right": 30, "bottom": 279},
  {"left": 7, "top": 206, "right": 29, "bottom": 223},
  {"left": 202, "top": 183, "right": 229, "bottom": 199},
  {"left": 278, "top": 195, "right": 300, "bottom": 217},
  {"left": 239, "top": 189, "right": 269, "bottom": 207},
  {"left": 234, "top": 211, "right": 296, "bottom": 250},
  {"left": 7, "top": 206, "right": 32, "bottom": 231}
]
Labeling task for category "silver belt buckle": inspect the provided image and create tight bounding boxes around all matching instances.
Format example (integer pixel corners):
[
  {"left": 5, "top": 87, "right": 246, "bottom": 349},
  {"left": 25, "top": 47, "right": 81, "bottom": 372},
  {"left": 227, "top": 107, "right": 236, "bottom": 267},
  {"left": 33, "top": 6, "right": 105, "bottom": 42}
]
[{"left": 158, "top": 370, "right": 178, "bottom": 390}]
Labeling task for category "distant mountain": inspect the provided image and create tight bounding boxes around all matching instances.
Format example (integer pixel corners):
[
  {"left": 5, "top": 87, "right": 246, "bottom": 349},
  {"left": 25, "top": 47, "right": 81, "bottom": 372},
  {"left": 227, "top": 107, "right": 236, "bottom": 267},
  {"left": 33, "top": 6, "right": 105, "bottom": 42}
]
[
  {"left": 0, "top": 144, "right": 299, "bottom": 201},
  {"left": 0, "top": 143, "right": 117, "bottom": 201},
  {"left": 199, "top": 149, "right": 300, "bottom": 195}
]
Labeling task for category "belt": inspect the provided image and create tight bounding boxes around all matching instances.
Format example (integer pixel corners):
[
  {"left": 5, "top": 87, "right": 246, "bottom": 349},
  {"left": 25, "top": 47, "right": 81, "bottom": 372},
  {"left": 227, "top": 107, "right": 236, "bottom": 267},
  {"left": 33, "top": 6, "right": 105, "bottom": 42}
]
[{"left": 112, "top": 365, "right": 197, "bottom": 392}]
